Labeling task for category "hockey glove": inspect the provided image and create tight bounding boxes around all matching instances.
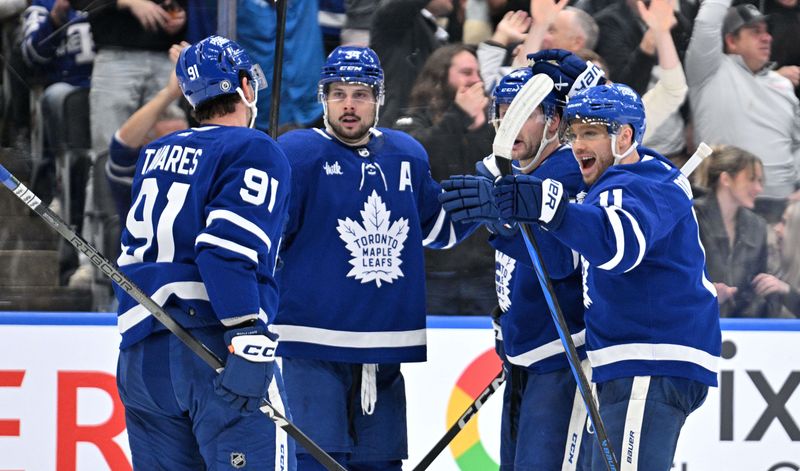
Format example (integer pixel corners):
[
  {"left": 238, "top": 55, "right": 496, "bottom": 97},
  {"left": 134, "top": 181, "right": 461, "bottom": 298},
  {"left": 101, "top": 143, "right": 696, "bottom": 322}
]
[
  {"left": 493, "top": 175, "right": 569, "bottom": 229},
  {"left": 439, "top": 175, "right": 500, "bottom": 223},
  {"left": 213, "top": 323, "right": 277, "bottom": 415},
  {"left": 476, "top": 157, "right": 519, "bottom": 237}
]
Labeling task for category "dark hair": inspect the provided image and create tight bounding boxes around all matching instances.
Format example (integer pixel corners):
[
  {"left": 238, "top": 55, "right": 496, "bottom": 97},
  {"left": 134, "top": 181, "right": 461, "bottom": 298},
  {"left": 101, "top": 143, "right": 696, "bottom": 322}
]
[
  {"left": 407, "top": 44, "right": 477, "bottom": 125},
  {"left": 192, "top": 71, "right": 248, "bottom": 123}
]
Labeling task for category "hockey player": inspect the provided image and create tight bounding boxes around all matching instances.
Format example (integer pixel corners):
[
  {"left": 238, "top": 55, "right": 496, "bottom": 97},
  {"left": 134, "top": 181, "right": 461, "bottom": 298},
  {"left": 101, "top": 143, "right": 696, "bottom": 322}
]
[
  {"left": 113, "top": 35, "right": 295, "bottom": 470},
  {"left": 493, "top": 83, "right": 721, "bottom": 470},
  {"left": 440, "top": 49, "right": 605, "bottom": 470},
  {"left": 273, "top": 46, "right": 478, "bottom": 470}
]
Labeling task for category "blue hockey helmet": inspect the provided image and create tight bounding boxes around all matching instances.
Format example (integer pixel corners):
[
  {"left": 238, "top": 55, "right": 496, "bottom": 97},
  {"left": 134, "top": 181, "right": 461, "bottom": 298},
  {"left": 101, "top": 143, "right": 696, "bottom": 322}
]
[
  {"left": 318, "top": 46, "right": 385, "bottom": 105},
  {"left": 176, "top": 35, "right": 267, "bottom": 109},
  {"left": 564, "top": 83, "right": 646, "bottom": 144},
  {"left": 564, "top": 83, "right": 646, "bottom": 162},
  {"left": 491, "top": 67, "right": 534, "bottom": 123}
]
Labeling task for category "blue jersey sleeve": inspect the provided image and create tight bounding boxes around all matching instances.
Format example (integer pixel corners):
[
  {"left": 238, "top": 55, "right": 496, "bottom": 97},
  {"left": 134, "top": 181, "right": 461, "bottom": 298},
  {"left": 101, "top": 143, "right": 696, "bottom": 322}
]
[
  {"left": 195, "top": 137, "right": 291, "bottom": 326},
  {"left": 553, "top": 167, "right": 693, "bottom": 274},
  {"left": 105, "top": 134, "right": 140, "bottom": 221}
]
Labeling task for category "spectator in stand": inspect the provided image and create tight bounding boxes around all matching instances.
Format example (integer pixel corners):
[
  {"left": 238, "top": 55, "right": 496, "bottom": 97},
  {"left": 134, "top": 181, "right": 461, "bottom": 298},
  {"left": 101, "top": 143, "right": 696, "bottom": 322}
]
[
  {"left": 370, "top": 0, "right": 453, "bottom": 125},
  {"left": 394, "top": 44, "right": 496, "bottom": 315},
  {"left": 694, "top": 145, "right": 769, "bottom": 317},
  {"left": 511, "top": 0, "right": 599, "bottom": 66},
  {"left": 342, "top": 0, "right": 378, "bottom": 46},
  {"left": 764, "top": 0, "right": 800, "bottom": 99},
  {"left": 593, "top": 0, "right": 692, "bottom": 158},
  {"left": 636, "top": 0, "right": 689, "bottom": 156},
  {"left": 686, "top": 0, "right": 800, "bottom": 198},
  {"left": 477, "top": 9, "right": 530, "bottom": 93},
  {"left": 21, "top": 0, "right": 95, "bottom": 213},
  {"left": 753, "top": 201, "right": 800, "bottom": 318},
  {"left": 593, "top": 0, "right": 692, "bottom": 95}
]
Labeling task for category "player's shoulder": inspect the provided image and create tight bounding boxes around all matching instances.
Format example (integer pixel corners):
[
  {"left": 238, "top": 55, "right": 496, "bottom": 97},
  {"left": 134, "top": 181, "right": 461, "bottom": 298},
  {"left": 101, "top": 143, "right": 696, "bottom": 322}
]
[
  {"left": 373, "top": 127, "right": 428, "bottom": 160},
  {"left": 276, "top": 128, "right": 335, "bottom": 169}
]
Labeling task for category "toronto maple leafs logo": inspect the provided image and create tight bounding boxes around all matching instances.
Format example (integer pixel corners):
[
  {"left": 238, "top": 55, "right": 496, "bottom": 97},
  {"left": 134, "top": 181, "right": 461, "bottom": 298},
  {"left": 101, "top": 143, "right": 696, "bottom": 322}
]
[
  {"left": 495, "top": 251, "right": 516, "bottom": 312},
  {"left": 337, "top": 190, "right": 409, "bottom": 287}
]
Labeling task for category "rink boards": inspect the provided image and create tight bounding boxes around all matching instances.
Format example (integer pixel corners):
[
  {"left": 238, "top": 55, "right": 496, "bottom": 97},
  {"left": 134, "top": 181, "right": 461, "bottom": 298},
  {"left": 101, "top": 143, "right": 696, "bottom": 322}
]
[{"left": 0, "top": 313, "right": 797, "bottom": 471}]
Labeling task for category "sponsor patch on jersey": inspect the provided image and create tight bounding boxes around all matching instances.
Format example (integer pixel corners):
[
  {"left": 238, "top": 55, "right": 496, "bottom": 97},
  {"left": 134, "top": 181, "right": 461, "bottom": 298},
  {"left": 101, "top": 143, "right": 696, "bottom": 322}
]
[
  {"left": 337, "top": 190, "right": 408, "bottom": 287},
  {"left": 324, "top": 161, "right": 343, "bottom": 175}
]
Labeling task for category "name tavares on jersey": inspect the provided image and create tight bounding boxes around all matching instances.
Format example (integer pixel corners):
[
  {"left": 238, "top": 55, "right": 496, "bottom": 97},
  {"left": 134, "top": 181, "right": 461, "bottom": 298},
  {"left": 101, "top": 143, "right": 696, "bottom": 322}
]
[{"left": 141, "top": 145, "right": 203, "bottom": 176}]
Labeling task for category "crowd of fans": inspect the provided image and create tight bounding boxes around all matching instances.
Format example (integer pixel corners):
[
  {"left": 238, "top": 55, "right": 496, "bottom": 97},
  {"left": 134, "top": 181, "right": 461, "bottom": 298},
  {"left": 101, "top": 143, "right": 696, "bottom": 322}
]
[{"left": 0, "top": 0, "right": 798, "bottom": 318}]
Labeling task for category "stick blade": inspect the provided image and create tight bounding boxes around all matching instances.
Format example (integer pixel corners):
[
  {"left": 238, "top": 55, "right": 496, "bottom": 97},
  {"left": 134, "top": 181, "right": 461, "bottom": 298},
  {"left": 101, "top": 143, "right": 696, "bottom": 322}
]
[{"left": 492, "top": 74, "right": 555, "bottom": 161}]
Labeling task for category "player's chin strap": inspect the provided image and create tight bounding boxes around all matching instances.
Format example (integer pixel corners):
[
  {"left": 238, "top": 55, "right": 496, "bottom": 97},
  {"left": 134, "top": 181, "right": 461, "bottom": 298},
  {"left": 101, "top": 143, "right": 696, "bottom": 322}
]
[
  {"left": 361, "top": 363, "right": 378, "bottom": 415},
  {"left": 236, "top": 87, "right": 259, "bottom": 129},
  {"left": 514, "top": 116, "right": 558, "bottom": 173},
  {"left": 610, "top": 134, "right": 637, "bottom": 165}
]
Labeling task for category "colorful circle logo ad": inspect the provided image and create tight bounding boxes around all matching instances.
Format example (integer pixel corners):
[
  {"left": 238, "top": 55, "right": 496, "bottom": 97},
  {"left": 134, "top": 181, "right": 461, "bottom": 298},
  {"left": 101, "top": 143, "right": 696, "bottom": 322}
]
[{"left": 447, "top": 348, "right": 503, "bottom": 470}]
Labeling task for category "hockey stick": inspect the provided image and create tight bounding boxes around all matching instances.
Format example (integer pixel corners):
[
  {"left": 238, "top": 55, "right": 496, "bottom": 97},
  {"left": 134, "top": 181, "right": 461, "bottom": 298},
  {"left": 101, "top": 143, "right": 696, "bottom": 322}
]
[
  {"left": 493, "top": 73, "right": 620, "bottom": 471},
  {"left": 268, "top": 0, "right": 288, "bottom": 138},
  {"left": 0, "top": 164, "right": 347, "bottom": 471},
  {"left": 681, "top": 142, "right": 712, "bottom": 178},
  {"left": 411, "top": 366, "right": 506, "bottom": 471}
]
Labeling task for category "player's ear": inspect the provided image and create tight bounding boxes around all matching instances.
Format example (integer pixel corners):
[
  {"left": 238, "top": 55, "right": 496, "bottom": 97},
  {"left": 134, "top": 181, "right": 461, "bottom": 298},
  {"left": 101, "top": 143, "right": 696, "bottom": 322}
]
[
  {"left": 241, "top": 77, "right": 255, "bottom": 102},
  {"left": 548, "top": 113, "right": 561, "bottom": 134}
]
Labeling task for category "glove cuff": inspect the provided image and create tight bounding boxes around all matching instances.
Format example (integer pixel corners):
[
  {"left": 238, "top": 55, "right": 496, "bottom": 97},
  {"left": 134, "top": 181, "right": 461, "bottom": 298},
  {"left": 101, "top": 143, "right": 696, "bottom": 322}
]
[{"left": 225, "top": 323, "right": 277, "bottom": 363}]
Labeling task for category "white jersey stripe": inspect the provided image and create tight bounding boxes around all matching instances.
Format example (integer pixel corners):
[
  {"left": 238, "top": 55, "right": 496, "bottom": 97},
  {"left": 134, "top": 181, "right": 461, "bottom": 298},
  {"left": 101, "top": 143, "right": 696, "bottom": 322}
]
[
  {"left": 506, "top": 330, "right": 586, "bottom": 367},
  {"left": 270, "top": 324, "right": 427, "bottom": 349},
  {"left": 118, "top": 281, "right": 209, "bottom": 333},
  {"left": 195, "top": 233, "right": 259, "bottom": 263},
  {"left": 207, "top": 209, "right": 273, "bottom": 252},
  {"left": 422, "top": 206, "right": 447, "bottom": 246},
  {"left": 597, "top": 206, "right": 625, "bottom": 271},
  {"left": 587, "top": 343, "right": 719, "bottom": 373},
  {"left": 621, "top": 376, "right": 650, "bottom": 471},
  {"left": 613, "top": 206, "right": 646, "bottom": 273}
]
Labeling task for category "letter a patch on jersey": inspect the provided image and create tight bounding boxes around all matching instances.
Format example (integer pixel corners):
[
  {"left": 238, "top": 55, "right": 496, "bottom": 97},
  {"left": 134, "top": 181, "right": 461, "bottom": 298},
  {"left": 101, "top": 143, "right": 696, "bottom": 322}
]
[{"left": 337, "top": 190, "right": 409, "bottom": 287}]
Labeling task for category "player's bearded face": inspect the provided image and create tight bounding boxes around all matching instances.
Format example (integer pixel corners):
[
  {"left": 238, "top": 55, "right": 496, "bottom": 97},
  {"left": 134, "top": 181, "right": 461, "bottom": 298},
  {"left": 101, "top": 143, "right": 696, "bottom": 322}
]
[
  {"left": 499, "top": 104, "right": 547, "bottom": 166},
  {"left": 326, "top": 83, "right": 377, "bottom": 141},
  {"left": 568, "top": 122, "right": 614, "bottom": 186}
]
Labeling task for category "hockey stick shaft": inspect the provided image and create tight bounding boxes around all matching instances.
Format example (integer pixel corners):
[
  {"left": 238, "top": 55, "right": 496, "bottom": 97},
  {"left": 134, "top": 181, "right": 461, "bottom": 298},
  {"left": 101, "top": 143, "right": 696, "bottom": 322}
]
[
  {"left": 269, "top": 0, "right": 288, "bottom": 138},
  {"left": 411, "top": 367, "right": 506, "bottom": 471},
  {"left": 0, "top": 164, "right": 347, "bottom": 471}
]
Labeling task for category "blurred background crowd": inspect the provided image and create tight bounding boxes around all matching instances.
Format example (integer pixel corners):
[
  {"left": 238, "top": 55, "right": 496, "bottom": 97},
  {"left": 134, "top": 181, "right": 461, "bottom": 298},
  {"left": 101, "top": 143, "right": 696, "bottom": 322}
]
[{"left": 0, "top": 0, "right": 797, "bottom": 319}]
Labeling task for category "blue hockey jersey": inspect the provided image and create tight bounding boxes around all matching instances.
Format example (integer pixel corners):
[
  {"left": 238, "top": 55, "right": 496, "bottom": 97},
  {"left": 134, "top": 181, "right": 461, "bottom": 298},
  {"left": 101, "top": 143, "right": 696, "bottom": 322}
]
[
  {"left": 114, "top": 126, "right": 291, "bottom": 349},
  {"left": 546, "top": 147, "right": 721, "bottom": 386},
  {"left": 273, "top": 127, "right": 476, "bottom": 363},
  {"left": 490, "top": 146, "right": 588, "bottom": 373},
  {"left": 22, "top": 0, "right": 94, "bottom": 87}
]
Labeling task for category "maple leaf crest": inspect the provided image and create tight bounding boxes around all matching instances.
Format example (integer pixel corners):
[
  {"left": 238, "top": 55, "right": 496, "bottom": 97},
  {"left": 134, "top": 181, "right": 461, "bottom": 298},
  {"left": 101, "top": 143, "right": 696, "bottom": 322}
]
[
  {"left": 495, "top": 250, "right": 516, "bottom": 312},
  {"left": 336, "top": 190, "right": 409, "bottom": 287}
]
